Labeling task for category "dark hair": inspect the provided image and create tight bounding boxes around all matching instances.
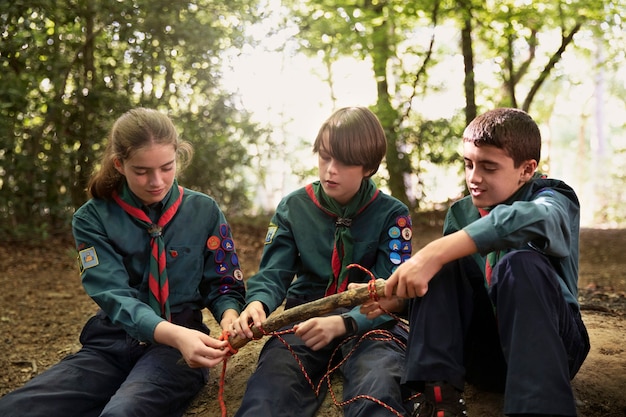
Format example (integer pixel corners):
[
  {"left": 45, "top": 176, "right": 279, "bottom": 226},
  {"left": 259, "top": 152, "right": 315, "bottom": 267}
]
[
  {"left": 463, "top": 108, "right": 541, "bottom": 167},
  {"left": 87, "top": 108, "right": 193, "bottom": 199},
  {"left": 313, "top": 107, "right": 387, "bottom": 178}
]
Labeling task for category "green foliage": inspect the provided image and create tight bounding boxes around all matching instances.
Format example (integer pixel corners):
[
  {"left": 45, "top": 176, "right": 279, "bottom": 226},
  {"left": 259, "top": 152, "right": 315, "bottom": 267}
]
[{"left": 0, "top": 0, "right": 264, "bottom": 239}]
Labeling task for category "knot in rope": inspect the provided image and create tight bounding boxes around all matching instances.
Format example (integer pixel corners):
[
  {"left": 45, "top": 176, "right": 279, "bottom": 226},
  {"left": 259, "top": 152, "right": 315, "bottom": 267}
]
[{"left": 219, "top": 330, "right": 238, "bottom": 356}]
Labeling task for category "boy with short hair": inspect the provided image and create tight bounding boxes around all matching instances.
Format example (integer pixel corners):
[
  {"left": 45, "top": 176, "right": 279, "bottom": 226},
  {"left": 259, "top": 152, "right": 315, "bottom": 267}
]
[
  {"left": 232, "top": 106, "right": 414, "bottom": 417},
  {"left": 363, "top": 108, "right": 590, "bottom": 416}
]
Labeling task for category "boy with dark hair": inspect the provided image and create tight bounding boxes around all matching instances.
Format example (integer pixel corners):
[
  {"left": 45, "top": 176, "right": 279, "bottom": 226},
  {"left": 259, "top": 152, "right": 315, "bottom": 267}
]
[{"left": 363, "top": 108, "right": 590, "bottom": 417}]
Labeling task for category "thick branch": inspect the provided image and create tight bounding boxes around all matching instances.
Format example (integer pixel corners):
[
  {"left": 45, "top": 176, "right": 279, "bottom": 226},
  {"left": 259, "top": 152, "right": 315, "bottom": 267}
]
[{"left": 228, "top": 279, "right": 386, "bottom": 350}]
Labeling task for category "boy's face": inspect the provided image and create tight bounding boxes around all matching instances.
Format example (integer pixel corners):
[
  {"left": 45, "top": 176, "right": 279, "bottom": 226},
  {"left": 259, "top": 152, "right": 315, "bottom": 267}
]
[
  {"left": 318, "top": 131, "right": 369, "bottom": 206},
  {"left": 463, "top": 142, "right": 536, "bottom": 209}
]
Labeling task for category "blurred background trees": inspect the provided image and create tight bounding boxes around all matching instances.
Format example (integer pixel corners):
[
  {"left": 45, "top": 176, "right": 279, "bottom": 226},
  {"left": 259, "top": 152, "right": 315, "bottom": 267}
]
[{"left": 1, "top": 0, "right": 624, "bottom": 239}]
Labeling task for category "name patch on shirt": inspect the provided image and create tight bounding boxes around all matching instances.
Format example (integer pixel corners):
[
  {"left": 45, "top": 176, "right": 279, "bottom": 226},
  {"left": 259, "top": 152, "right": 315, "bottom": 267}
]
[{"left": 78, "top": 246, "right": 99, "bottom": 273}]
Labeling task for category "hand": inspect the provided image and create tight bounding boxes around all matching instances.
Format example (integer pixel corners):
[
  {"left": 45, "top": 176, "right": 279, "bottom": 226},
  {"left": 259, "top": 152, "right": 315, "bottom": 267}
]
[
  {"left": 347, "top": 282, "right": 407, "bottom": 319},
  {"left": 294, "top": 315, "right": 345, "bottom": 351},
  {"left": 385, "top": 230, "right": 477, "bottom": 299},
  {"left": 154, "top": 321, "right": 231, "bottom": 368},
  {"left": 359, "top": 295, "right": 407, "bottom": 319},
  {"left": 231, "top": 301, "right": 267, "bottom": 339},
  {"left": 219, "top": 308, "right": 239, "bottom": 332}
]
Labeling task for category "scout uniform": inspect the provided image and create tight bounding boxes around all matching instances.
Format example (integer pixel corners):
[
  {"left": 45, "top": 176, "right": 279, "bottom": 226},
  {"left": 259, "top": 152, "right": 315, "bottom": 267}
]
[
  {"left": 404, "top": 174, "right": 590, "bottom": 416},
  {"left": 0, "top": 180, "right": 245, "bottom": 417},
  {"left": 236, "top": 178, "right": 414, "bottom": 417}
]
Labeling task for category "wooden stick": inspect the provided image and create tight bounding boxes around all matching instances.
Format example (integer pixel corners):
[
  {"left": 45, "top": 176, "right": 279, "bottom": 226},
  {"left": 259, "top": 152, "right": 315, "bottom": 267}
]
[{"left": 228, "top": 279, "right": 386, "bottom": 350}]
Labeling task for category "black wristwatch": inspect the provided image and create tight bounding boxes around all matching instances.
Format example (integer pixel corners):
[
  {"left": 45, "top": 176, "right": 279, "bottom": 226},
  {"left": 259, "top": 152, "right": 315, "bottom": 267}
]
[{"left": 341, "top": 313, "right": 357, "bottom": 336}]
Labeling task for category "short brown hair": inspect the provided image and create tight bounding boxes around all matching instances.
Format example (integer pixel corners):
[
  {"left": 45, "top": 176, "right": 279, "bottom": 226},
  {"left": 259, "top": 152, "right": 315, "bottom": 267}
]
[
  {"left": 313, "top": 107, "right": 387, "bottom": 178},
  {"left": 463, "top": 108, "right": 541, "bottom": 167}
]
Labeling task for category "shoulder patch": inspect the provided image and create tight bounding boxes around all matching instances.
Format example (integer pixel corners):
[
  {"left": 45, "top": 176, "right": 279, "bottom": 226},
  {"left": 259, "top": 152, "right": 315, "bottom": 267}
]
[
  {"left": 264, "top": 224, "right": 278, "bottom": 245},
  {"left": 78, "top": 247, "right": 99, "bottom": 273}
]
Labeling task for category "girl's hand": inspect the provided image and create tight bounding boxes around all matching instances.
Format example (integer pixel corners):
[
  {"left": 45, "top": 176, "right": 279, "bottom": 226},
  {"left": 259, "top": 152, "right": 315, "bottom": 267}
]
[{"left": 154, "top": 321, "right": 230, "bottom": 368}]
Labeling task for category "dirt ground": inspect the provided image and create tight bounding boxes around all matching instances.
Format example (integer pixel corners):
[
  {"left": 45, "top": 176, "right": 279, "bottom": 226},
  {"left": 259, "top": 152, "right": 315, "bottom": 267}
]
[{"left": 1, "top": 220, "right": 625, "bottom": 417}]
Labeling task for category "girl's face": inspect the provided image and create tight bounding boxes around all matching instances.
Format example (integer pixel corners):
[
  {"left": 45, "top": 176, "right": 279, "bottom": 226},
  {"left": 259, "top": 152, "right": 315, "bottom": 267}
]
[
  {"left": 463, "top": 141, "right": 536, "bottom": 208},
  {"left": 114, "top": 143, "right": 177, "bottom": 206},
  {"left": 318, "top": 132, "right": 369, "bottom": 206}
]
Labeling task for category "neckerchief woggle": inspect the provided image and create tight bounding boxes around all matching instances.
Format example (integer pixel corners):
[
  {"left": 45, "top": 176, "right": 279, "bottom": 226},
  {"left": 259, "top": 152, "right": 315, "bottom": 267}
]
[
  {"left": 306, "top": 179, "right": 379, "bottom": 296},
  {"left": 112, "top": 180, "right": 184, "bottom": 321}
]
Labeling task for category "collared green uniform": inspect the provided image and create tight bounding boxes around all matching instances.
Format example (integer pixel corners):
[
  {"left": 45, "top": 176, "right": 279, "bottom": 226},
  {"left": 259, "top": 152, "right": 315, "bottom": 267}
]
[{"left": 73, "top": 183, "right": 246, "bottom": 342}]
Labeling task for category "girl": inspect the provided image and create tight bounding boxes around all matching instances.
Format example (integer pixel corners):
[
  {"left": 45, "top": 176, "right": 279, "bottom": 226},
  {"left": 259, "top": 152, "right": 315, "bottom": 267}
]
[{"left": 0, "top": 108, "right": 245, "bottom": 417}]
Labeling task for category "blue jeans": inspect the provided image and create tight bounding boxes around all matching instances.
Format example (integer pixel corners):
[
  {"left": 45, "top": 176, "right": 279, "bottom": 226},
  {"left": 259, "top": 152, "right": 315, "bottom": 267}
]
[
  {"left": 0, "top": 310, "right": 208, "bottom": 417},
  {"left": 235, "top": 320, "right": 412, "bottom": 417}
]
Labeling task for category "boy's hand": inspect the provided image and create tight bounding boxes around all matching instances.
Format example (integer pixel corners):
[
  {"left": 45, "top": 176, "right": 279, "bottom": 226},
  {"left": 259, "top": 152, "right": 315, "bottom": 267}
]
[
  {"left": 348, "top": 282, "right": 407, "bottom": 319},
  {"left": 294, "top": 316, "right": 345, "bottom": 351},
  {"left": 385, "top": 230, "right": 478, "bottom": 299},
  {"left": 231, "top": 301, "right": 266, "bottom": 339}
]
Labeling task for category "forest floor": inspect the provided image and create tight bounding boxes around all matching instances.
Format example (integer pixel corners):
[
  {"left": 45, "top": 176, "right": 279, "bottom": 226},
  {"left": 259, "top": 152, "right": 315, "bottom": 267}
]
[{"left": 1, "top": 217, "right": 625, "bottom": 417}]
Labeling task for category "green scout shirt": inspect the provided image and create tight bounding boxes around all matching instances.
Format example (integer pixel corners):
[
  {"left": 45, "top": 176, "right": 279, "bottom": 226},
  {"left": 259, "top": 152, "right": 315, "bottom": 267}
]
[
  {"left": 72, "top": 183, "right": 246, "bottom": 343},
  {"left": 246, "top": 180, "right": 412, "bottom": 333},
  {"left": 443, "top": 175, "right": 581, "bottom": 308}
]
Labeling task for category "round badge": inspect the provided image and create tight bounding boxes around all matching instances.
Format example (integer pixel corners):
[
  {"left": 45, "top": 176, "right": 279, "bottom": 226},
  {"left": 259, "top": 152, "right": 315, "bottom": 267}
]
[
  {"left": 401, "top": 254, "right": 412, "bottom": 263},
  {"left": 215, "top": 263, "right": 228, "bottom": 274},
  {"left": 233, "top": 269, "right": 244, "bottom": 281},
  {"left": 401, "top": 241, "right": 412, "bottom": 253},
  {"left": 221, "top": 276, "right": 235, "bottom": 285},
  {"left": 389, "top": 239, "right": 402, "bottom": 252},
  {"left": 388, "top": 226, "right": 401, "bottom": 239},
  {"left": 397, "top": 216, "right": 408, "bottom": 228},
  {"left": 401, "top": 227, "right": 412, "bottom": 240},
  {"left": 219, "top": 223, "right": 229, "bottom": 238},
  {"left": 222, "top": 238, "right": 234, "bottom": 251},
  {"left": 230, "top": 253, "right": 239, "bottom": 266},
  {"left": 219, "top": 284, "right": 231, "bottom": 294},
  {"left": 389, "top": 251, "right": 402, "bottom": 265},
  {"left": 207, "top": 236, "right": 221, "bottom": 250}
]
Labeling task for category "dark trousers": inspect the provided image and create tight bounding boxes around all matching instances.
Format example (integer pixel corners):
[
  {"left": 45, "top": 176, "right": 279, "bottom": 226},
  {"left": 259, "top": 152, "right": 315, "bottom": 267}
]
[
  {"left": 404, "top": 250, "right": 590, "bottom": 416},
  {"left": 0, "top": 310, "right": 208, "bottom": 417},
  {"left": 235, "top": 321, "right": 412, "bottom": 417}
]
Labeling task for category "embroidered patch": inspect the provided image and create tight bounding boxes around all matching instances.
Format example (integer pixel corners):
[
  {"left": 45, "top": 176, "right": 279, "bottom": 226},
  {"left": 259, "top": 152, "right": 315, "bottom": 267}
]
[
  {"left": 402, "top": 227, "right": 412, "bottom": 240},
  {"left": 78, "top": 247, "right": 99, "bottom": 272},
  {"left": 233, "top": 269, "right": 244, "bottom": 281},
  {"left": 222, "top": 238, "right": 234, "bottom": 251},
  {"left": 207, "top": 236, "right": 221, "bottom": 250},
  {"left": 216, "top": 263, "right": 229, "bottom": 274},
  {"left": 388, "top": 226, "right": 401, "bottom": 239},
  {"left": 265, "top": 225, "right": 278, "bottom": 245},
  {"left": 214, "top": 248, "right": 226, "bottom": 263},
  {"left": 389, "top": 239, "right": 402, "bottom": 252},
  {"left": 396, "top": 216, "right": 409, "bottom": 228},
  {"left": 389, "top": 251, "right": 402, "bottom": 265}
]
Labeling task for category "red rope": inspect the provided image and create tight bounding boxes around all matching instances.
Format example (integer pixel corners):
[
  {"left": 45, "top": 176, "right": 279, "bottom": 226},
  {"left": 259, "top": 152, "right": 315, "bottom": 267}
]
[{"left": 217, "top": 330, "right": 238, "bottom": 417}]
